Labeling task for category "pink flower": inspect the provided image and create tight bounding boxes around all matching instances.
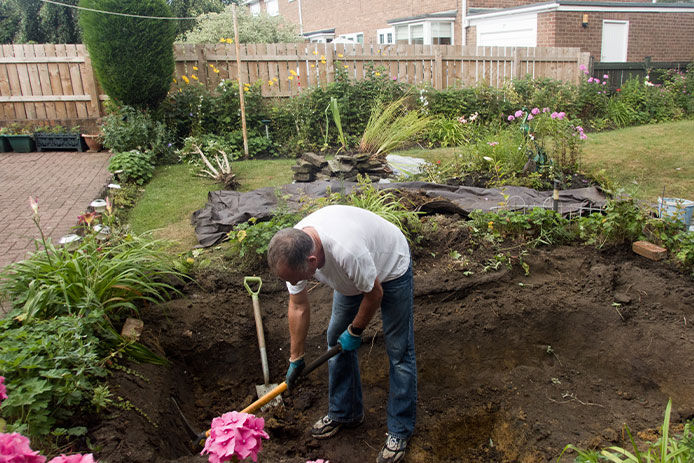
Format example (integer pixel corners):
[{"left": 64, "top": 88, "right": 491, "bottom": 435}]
[
  {"left": 507, "top": 115, "right": 515, "bottom": 121},
  {"left": 557, "top": 112, "right": 566, "bottom": 120},
  {"left": 531, "top": 107, "right": 540, "bottom": 115},
  {"left": 579, "top": 133, "right": 588, "bottom": 140},
  {"left": 0, "top": 433, "right": 46, "bottom": 463},
  {"left": 602, "top": 81, "right": 607, "bottom": 85},
  {"left": 603, "top": 74, "right": 609, "bottom": 79},
  {"left": 527, "top": 114, "right": 534, "bottom": 120},
  {"left": 542, "top": 107, "right": 550, "bottom": 113},
  {"left": 0, "top": 377, "right": 6, "bottom": 407},
  {"left": 487, "top": 141, "right": 499, "bottom": 147},
  {"left": 579, "top": 64, "right": 586, "bottom": 71},
  {"left": 306, "top": 460, "right": 329, "bottom": 463},
  {"left": 514, "top": 110, "right": 523, "bottom": 118},
  {"left": 594, "top": 79, "right": 601, "bottom": 84},
  {"left": 550, "top": 112, "right": 558, "bottom": 119},
  {"left": 29, "top": 197, "right": 39, "bottom": 215},
  {"left": 587, "top": 77, "right": 594, "bottom": 83},
  {"left": 48, "top": 455, "right": 96, "bottom": 463},
  {"left": 457, "top": 116, "right": 467, "bottom": 124},
  {"left": 201, "top": 411, "right": 269, "bottom": 463}
]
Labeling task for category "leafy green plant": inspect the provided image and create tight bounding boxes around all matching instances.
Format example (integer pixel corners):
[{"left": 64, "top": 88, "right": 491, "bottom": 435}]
[
  {"left": 425, "top": 117, "right": 471, "bottom": 148},
  {"left": 108, "top": 150, "right": 155, "bottom": 185},
  {"left": 80, "top": 0, "right": 176, "bottom": 108},
  {"left": 359, "top": 97, "right": 432, "bottom": 158},
  {"left": 468, "top": 207, "right": 575, "bottom": 246},
  {"left": 577, "top": 198, "right": 647, "bottom": 248},
  {"left": 228, "top": 205, "right": 301, "bottom": 260},
  {"left": 559, "top": 400, "right": 693, "bottom": 463},
  {"left": 102, "top": 105, "right": 173, "bottom": 163},
  {"left": 0, "top": 314, "right": 108, "bottom": 439}
]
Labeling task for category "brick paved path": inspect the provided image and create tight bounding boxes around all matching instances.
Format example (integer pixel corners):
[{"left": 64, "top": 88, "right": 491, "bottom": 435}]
[{"left": 0, "top": 151, "right": 112, "bottom": 268}]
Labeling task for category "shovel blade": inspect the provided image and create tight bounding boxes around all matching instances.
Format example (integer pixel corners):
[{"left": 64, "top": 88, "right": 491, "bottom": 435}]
[{"left": 256, "top": 383, "right": 283, "bottom": 411}]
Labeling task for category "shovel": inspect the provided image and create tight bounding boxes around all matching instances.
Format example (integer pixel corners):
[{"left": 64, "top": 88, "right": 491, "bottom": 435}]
[
  {"left": 174, "top": 345, "right": 342, "bottom": 450},
  {"left": 244, "top": 276, "right": 282, "bottom": 409}
]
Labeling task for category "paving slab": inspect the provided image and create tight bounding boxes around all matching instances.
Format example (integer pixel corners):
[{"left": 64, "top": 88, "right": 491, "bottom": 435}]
[{"left": 0, "top": 151, "right": 112, "bottom": 269}]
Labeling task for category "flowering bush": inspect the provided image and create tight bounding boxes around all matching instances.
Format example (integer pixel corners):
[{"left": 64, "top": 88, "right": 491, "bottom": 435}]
[
  {"left": 201, "top": 411, "right": 269, "bottom": 463},
  {"left": 575, "top": 65, "right": 610, "bottom": 123}
]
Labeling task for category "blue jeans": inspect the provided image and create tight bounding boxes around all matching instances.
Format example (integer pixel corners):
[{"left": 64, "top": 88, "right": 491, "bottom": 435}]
[{"left": 326, "top": 263, "right": 416, "bottom": 440}]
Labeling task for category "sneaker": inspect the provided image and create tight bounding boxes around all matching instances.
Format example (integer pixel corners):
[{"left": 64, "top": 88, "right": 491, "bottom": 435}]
[
  {"left": 377, "top": 433, "right": 408, "bottom": 463},
  {"left": 310, "top": 414, "right": 364, "bottom": 439}
]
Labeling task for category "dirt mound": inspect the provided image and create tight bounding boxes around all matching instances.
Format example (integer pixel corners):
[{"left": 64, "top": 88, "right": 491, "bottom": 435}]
[{"left": 89, "top": 223, "right": 694, "bottom": 463}]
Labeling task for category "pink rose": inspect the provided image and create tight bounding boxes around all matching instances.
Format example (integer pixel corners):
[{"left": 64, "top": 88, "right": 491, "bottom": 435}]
[
  {"left": 0, "top": 433, "right": 46, "bottom": 463},
  {"left": 48, "top": 455, "right": 97, "bottom": 463}
]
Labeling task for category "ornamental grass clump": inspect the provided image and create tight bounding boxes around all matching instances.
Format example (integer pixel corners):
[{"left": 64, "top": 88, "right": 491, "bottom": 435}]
[{"left": 201, "top": 411, "right": 269, "bottom": 463}]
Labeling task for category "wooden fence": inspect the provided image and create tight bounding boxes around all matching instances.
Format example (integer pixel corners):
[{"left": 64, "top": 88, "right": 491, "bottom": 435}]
[{"left": 0, "top": 43, "right": 590, "bottom": 124}]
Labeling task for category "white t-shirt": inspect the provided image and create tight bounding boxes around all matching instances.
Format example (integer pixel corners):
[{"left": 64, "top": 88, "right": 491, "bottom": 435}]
[{"left": 286, "top": 205, "right": 410, "bottom": 296}]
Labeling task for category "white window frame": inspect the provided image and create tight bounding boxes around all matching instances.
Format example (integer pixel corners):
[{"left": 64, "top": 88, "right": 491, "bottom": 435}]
[
  {"left": 392, "top": 19, "right": 455, "bottom": 45},
  {"left": 377, "top": 27, "right": 395, "bottom": 44},
  {"left": 336, "top": 32, "right": 364, "bottom": 44},
  {"left": 265, "top": 0, "right": 279, "bottom": 16},
  {"left": 249, "top": 1, "right": 261, "bottom": 16}
]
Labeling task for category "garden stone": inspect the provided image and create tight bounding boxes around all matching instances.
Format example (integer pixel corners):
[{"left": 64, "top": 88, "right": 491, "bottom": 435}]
[{"left": 302, "top": 152, "right": 328, "bottom": 168}]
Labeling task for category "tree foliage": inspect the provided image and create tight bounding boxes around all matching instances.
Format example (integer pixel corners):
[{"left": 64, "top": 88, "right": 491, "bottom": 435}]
[
  {"left": 178, "top": 5, "right": 302, "bottom": 43},
  {"left": 79, "top": 0, "right": 176, "bottom": 108},
  {"left": 0, "top": 0, "right": 81, "bottom": 44}
]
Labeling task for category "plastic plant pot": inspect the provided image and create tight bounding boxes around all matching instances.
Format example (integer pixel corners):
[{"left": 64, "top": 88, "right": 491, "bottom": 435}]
[{"left": 5, "top": 134, "right": 36, "bottom": 153}]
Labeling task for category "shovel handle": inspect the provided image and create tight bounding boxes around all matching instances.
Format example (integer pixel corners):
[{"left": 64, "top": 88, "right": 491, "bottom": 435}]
[
  {"left": 200, "top": 345, "right": 342, "bottom": 442},
  {"left": 244, "top": 276, "right": 262, "bottom": 296}
]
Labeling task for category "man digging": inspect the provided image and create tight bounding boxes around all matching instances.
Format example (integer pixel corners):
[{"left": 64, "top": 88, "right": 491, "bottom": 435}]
[{"left": 267, "top": 205, "right": 417, "bottom": 463}]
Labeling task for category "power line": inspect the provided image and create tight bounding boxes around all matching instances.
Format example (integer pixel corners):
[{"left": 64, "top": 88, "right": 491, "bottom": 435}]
[{"left": 40, "top": 0, "right": 199, "bottom": 20}]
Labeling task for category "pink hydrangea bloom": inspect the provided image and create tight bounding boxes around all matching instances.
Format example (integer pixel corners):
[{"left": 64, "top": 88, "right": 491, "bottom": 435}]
[
  {"left": 201, "top": 411, "right": 269, "bottom": 463},
  {"left": 0, "top": 433, "right": 46, "bottom": 463},
  {"left": 48, "top": 455, "right": 96, "bottom": 463},
  {"left": 514, "top": 110, "right": 523, "bottom": 118},
  {"left": 531, "top": 107, "right": 540, "bottom": 115},
  {"left": 0, "top": 377, "right": 7, "bottom": 405}
]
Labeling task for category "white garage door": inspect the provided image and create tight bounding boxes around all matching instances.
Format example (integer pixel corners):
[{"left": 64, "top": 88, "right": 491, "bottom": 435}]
[{"left": 476, "top": 14, "right": 538, "bottom": 47}]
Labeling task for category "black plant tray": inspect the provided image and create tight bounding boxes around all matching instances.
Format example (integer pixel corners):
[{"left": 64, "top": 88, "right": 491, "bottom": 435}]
[{"left": 34, "top": 133, "right": 86, "bottom": 152}]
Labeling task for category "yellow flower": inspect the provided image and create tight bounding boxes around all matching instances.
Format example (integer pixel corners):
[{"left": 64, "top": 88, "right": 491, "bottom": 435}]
[
  {"left": 375, "top": 72, "right": 381, "bottom": 76},
  {"left": 290, "top": 69, "right": 297, "bottom": 76},
  {"left": 186, "top": 257, "right": 195, "bottom": 264},
  {"left": 273, "top": 77, "right": 278, "bottom": 81},
  {"left": 312, "top": 50, "right": 318, "bottom": 55},
  {"left": 287, "top": 75, "right": 294, "bottom": 80},
  {"left": 338, "top": 53, "right": 343, "bottom": 58},
  {"left": 191, "top": 75, "right": 198, "bottom": 80},
  {"left": 320, "top": 55, "right": 325, "bottom": 60},
  {"left": 226, "top": 38, "right": 233, "bottom": 44},
  {"left": 344, "top": 65, "right": 348, "bottom": 69},
  {"left": 219, "top": 38, "right": 225, "bottom": 43},
  {"left": 209, "top": 64, "right": 215, "bottom": 68},
  {"left": 310, "top": 64, "right": 315, "bottom": 68},
  {"left": 237, "top": 230, "right": 247, "bottom": 242},
  {"left": 172, "top": 77, "right": 177, "bottom": 83},
  {"left": 321, "top": 60, "right": 326, "bottom": 64},
  {"left": 193, "top": 66, "right": 198, "bottom": 71},
  {"left": 214, "top": 69, "right": 220, "bottom": 73},
  {"left": 181, "top": 75, "right": 190, "bottom": 84}
]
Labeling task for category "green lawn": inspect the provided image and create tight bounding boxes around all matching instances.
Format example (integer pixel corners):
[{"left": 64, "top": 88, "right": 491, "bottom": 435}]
[
  {"left": 128, "top": 121, "right": 694, "bottom": 251},
  {"left": 581, "top": 119, "right": 694, "bottom": 201}
]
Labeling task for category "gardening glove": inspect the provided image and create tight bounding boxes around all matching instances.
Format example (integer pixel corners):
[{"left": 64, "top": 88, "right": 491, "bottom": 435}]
[
  {"left": 338, "top": 325, "right": 362, "bottom": 351},
  {"left": 285, "top": 357, "right": 305, "bottom": 390}
]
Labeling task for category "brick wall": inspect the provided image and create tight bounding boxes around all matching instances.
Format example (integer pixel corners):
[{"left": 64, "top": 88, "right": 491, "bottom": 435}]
[
  {"left": 277, "top": 0, "right": 459, "bottom": 44},
  {"left": 544, "top": 11, "right": 694, "bottom": 62}
]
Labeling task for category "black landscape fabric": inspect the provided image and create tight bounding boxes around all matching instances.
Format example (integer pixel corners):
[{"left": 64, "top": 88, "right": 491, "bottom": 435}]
[{"left": 191, "top": 181, "right": 607, "bottom": 248}]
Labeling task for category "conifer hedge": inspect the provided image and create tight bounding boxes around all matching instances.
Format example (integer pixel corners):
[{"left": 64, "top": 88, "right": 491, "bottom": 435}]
[{"left": 79, "top": 0, "right": 176, "bottom": 108}]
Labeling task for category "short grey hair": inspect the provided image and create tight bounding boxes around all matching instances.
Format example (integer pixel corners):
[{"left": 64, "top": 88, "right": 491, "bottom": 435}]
[{"left": 267, "top": 228, "right": 314, "bottom": 274}]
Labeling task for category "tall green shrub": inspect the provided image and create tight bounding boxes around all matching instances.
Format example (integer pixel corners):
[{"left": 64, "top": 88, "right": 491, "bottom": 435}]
[{"left": 79, "top": 0, "right": 176, "bottom": 108}]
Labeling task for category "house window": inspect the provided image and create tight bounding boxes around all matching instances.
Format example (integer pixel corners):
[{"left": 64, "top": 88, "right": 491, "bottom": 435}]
[
  {"left": 388, "top": 32, "right": 393, "bottom": 43},
  {"left": 249, "top": 1, "right": 260, "bottom": 16},
  {"left": 432, "top": 22, "right": 452, "bottom": 45},
  {"left": 395, "top": 25, "right": 409, "bottom": 44},
  {"left": 266, "top": 0, "right": 279, "bottom": 16},
  {"left": 410, "top": 24, "right": 424, "bottom": 44}
]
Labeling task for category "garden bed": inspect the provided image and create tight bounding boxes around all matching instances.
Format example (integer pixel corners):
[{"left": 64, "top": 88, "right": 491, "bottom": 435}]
[{"left": 88, "top": 217, "right": 694, "bottom": 462}]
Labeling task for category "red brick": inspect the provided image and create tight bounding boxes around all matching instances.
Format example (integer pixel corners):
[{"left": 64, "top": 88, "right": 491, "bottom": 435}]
[{"left": 632, "top": 241, "right": 667, "bottom": 261}]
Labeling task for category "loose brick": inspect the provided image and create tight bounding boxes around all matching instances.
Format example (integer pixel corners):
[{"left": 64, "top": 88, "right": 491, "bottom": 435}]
[
  {"left": 121, "top": 318, "right": 144, "bottom": 341},
  {"left": 632, "top": 241, "right": 667, "bottom": 261}
]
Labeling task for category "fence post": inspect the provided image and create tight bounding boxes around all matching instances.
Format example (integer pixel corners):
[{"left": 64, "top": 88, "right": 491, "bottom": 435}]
[
  {"left": 326, "top": 43, "right": 335, "bottom": 84},
  {"left": 513, "top": 48, "right": 522, "bottom": 79},
  {"left": 81, "top": 46, "right": 103, "bottom": 119},
  {"left": 434, "top": 48, "right": 443, "bottom": 90},
  {"left": 196, "top": 44, "right": 209, "bottom": 86}
]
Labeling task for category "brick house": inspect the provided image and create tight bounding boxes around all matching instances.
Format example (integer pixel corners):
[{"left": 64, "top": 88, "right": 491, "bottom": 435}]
[{"left": 244, "top": 0, "right": 694, "bottom": 62}]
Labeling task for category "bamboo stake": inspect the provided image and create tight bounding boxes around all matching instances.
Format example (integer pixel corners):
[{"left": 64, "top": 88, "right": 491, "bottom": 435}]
[{"left": 233, "top": 4, "right": 249, "bottom": 159}]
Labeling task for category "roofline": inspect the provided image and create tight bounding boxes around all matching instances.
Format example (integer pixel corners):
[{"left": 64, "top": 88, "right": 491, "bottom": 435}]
[
  {"left": 303, "top": 28, "right": 336, "bottom": 37},
  {"left": 387, "top": 9, "right": 458, "bottom": 25},
  {"left": 466, "top": 0, "right": 694, "bottom": 22}
]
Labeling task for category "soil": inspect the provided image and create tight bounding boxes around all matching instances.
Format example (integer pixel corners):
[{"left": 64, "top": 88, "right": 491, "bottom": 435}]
[{"left": 89, "top": 215, "right": 694, "bottom": 463}]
